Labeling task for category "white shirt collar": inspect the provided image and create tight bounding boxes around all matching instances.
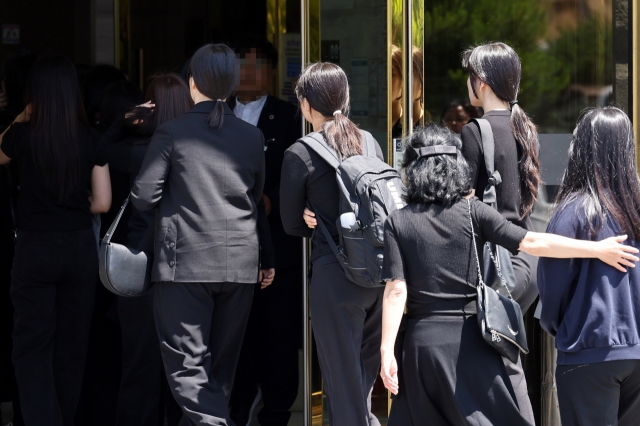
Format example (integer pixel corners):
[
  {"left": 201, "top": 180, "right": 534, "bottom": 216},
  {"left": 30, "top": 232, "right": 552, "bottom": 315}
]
[{"left": 234, "top": 95, "right": 268, "bottom": 127}]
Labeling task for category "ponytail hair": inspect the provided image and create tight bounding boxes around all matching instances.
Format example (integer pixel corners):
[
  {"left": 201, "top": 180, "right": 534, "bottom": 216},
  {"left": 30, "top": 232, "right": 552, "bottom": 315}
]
[
  {"left": 295, "top": 62, "right": 363, "bottom": 157},
  {"left": 462, "top": 42, "right": 541, "bottom": 216},
  {"left": 189, "top": 43, "right": 238, "bottom": 129}
]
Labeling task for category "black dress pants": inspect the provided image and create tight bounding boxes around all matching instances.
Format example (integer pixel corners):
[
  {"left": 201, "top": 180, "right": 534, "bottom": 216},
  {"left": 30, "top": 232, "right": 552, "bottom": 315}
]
[
  {"left": 309, "top": 255, "right": 383, "bottom": 426},
  {"left": 11, "top": 229, "right": 97, "bottom": 426},
  {"left": 117, "top": 289, "right": 181, "bottom": 426},
  {"left": 154, "top": 281, "right": 254, "bottom": 426},
  {"left": 556, "top": 360, "right": 640, "bottom": 426},
  {"left": 230, "top": 268, "right": 303, "bottom": 426}
]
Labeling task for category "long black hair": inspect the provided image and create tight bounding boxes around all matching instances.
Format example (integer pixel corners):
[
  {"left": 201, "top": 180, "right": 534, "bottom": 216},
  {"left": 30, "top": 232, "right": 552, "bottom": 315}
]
[
  {"left": 402, "top": 124, "right": 472, "bottom": 205},
  {"left": 189, "top": 43, "right": 238, "bottom": 129},
  {"left": 462, "top": 42, "right": 541, "bottom": 216},
  {"left": 25, "top": 53, "right": 88, "bottom": 202},
  {"left": 295, "top": 62, "right": 363, "bottom": 157},
  {"left": 126, "top": 73, "right": 192, "bottom": 142},
  {"left": 554, "top": 107, "right": 640, "bottom": 239}
]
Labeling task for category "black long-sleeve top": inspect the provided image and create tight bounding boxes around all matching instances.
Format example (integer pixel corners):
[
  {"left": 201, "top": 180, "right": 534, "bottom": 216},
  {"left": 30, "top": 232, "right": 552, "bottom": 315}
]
[
  {"left": 280, "top": 132, "right": 383, "bottom": 262},
  {"left": 460, "top": 110, "right": 535, "bottom": 231}
]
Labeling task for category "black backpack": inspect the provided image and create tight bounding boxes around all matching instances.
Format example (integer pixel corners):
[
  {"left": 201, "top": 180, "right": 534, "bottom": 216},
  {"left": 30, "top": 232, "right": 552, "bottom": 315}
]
[{"left": 301, "top": 131, "right": 406, "bottom": 288}]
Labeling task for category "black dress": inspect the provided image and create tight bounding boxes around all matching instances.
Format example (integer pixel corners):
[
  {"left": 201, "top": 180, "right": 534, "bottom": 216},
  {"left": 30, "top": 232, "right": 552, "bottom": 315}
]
[{"left": 382, "top": 198, "right": 533, "bottom": 426}]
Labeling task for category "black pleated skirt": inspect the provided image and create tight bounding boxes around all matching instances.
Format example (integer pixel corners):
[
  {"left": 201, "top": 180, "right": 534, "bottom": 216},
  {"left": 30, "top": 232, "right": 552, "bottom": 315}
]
[{"left": 388, "top": 314, "right": 534, "bottom": 426}]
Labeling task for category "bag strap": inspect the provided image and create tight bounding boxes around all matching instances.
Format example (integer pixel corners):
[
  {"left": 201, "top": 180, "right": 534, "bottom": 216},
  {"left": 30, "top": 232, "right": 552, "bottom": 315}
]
[
  {"left": 470, "top": 118, "right": 501, "bottom": 207},
  {"left": 102, "top": 194, "right": 130, "bottom": 245},
  {"left": 305, "top": 200, "right": 343, "bottom": 259},
  {"left": 299, "top": 130, "right": 377, "bottom": 169},
  {"left": 300, "top": 133, "right": 342, "bottom": 170},
  {"left": 466, "top": 198, "right": 513, "bottom": 298},
  {"left": 362, "top": 131, "right": 377, "bottom": 158}
]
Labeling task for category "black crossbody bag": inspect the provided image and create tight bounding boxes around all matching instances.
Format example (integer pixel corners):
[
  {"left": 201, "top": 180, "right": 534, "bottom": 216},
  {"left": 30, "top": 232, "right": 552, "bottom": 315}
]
[{"left": 466, "top": 198, "right": 528, "bottom": 363}]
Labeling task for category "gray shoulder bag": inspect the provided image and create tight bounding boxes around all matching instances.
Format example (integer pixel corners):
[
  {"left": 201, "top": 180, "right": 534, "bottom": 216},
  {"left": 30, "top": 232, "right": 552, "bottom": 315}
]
[
  {"left": 467, "top": 198, "right": 528, "bottom": 363},
  {"left": 98, "top": 195, "right": 153, "bottom": 297}
]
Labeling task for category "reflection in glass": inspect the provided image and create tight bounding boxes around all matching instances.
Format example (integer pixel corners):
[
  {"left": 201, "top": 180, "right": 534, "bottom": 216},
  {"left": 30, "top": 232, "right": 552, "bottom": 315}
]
[
  {"left": 390, "top": 44, "right": 427, "bottom": 138},
  {"left": 441, "top": 99, "right": 481, "bottom": 134},
  {"left": 423, "top": 0, "right": 619, "bottom": 133}
]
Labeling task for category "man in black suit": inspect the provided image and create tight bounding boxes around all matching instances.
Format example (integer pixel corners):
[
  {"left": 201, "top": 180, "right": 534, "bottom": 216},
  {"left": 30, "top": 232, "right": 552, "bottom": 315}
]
[{"left": 228, "top": 36, "right": 303, "bottom": 426}]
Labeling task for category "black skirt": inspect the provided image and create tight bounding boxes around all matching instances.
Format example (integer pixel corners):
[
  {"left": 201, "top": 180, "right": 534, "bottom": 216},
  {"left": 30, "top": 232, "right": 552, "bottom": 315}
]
[{"left": 388, "top": 314, "right": 534, "bottom": 426}]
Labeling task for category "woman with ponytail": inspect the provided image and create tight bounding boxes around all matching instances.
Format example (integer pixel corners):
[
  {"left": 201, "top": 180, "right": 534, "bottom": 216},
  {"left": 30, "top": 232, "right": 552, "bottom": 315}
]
[
  {"left": 460, "top": 41, "right": 540, "bottom": 424},
  {"left": 280, "top": 62, "right": 385, "bottom": 425},
  {"left": 131, "top": 43, "right": 275, "bottom": 425}
]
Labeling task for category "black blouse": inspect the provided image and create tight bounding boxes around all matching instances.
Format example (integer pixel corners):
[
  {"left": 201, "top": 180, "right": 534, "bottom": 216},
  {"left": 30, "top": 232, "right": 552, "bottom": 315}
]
[
  {"left": 382, "top": 198, "right": 527, "bottom": 316},
  {"left": 1, "top": 122, "right": 105, "bottom": 232},
  {"left": 460, "top": 110, "right": 536, "bottom": 231}
]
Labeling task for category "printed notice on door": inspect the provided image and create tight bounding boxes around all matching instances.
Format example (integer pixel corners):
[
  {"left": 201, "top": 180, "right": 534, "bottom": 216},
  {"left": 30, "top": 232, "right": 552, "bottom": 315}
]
[{"left": 2, "top": 25, "right": 20, "bottom": 45}]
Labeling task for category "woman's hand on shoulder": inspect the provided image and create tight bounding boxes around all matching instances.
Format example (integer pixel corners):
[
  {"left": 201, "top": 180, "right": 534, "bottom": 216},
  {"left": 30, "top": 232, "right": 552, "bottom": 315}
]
[
  {"left": 380, "top": 351, "right": 399, "bottom": 395},
  {"left": 596, "top": 235, "right": 639, "bottom": 272},
  {"left": 303, "top": 207, "right": 317, "bottom": 229}
]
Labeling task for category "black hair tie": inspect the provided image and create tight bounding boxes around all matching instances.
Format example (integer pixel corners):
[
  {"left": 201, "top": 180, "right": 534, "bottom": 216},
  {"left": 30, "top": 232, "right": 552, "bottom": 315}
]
[{"left": 509, "top": 100, "right": 518, "bottom": 109}]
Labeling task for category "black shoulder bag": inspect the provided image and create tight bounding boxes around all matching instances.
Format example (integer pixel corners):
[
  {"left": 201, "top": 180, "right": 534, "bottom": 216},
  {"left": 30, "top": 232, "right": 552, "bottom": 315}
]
[
  {"left": 466, "top": 198, "right": 528, "bottom": 363},
  {"left": 470, "top": 118, "right": 520, "bottom": 298},
  {"left": 98, "top": 195, "right": 153, "bottom": 297}
]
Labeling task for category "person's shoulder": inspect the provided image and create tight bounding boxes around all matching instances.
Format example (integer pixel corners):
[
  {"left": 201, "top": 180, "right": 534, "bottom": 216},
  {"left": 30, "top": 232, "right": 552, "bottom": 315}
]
[
  {"left": 5, "top": 121, "right": 30, "bottom": 138},
  {"left": 460, "top": 120, "right": 481, "bottom": 152},
  {"left": 267, "top": 96, "right": 298, "bottom": 115},
  {"left": 547, "top": 195, "right": 588, "bottom": 237}
]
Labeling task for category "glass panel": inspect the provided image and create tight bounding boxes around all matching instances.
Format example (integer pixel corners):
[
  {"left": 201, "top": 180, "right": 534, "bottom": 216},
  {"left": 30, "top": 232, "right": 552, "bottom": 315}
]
[
  {"left": 319, "top": 0, "right": 390, "bottom": 160},
  {"left": 311, "top": 0, "right": 391, "bottom": 422},
  {"left": 419, "top": 1, "right": 631, "bottom": 424}
]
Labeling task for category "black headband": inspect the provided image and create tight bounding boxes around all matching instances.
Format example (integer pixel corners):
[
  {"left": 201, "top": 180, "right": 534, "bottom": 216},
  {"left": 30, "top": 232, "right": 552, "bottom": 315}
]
[{"left": 413, "top": 145, "right": 457, "bottom": 158}]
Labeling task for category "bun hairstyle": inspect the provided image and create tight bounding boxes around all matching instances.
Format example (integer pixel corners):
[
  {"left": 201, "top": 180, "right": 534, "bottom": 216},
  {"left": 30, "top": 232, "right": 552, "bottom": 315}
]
[
  {"left": 402, "top": 124, "right": 472, "bottom": 205},
  {"left": 189, "top": 43, "right": 238, "bottom": 129},
  {"left": 462, "top": 42, "right": 541, "bottom": 216},
  {"left": 295, "top": 62, "right": 363, "bottom": 157},
  {"left": 554, "top": 107, "right": 640, "bottom": 239}
]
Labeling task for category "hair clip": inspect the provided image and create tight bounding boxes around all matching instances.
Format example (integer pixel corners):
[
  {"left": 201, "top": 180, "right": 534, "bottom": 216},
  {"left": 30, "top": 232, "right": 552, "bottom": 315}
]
[{"left": 413, "top": 145, "right": 457, "bottom": 158}]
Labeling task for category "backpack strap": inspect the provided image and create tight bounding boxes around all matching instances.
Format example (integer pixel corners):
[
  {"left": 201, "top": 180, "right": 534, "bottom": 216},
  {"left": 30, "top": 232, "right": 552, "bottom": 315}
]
[
  {"left": 470, "top": 118, "right": 501, "bottom": 207},
  {"left": 361, "top": 131, "right": 377, "bottom": 158},
  {"left": 299, "top": 132, "right": 342, "bottom": 170}
]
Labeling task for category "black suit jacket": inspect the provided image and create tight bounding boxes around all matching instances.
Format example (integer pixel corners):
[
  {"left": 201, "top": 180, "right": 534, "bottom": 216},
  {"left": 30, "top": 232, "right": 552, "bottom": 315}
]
[
  {"left": 229, "top": 95, "right": 303, "bottom": 269},
  {"left": 132, "top": 101, "right": 273, "bottom": 283}
]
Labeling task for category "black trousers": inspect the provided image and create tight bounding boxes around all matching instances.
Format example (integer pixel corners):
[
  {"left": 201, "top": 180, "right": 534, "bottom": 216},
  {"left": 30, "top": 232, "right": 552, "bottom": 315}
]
[
  {"left": 230, "top": 268, "right": 303, "bottom": 426},
  {"left": 556, "top": 360, "right": 640, "bottom": 426},
  {"left": 117, "top": 289, "right": 181, "bottom": 426},
  {"left": 309, "top": 255, "right": 383, "bottom": 426},
  {"left": 11, "top": 229, "right": 97, "bottom": 426},
  {"left": 154, "top": 281, "right": 254, "bottom": 426}
]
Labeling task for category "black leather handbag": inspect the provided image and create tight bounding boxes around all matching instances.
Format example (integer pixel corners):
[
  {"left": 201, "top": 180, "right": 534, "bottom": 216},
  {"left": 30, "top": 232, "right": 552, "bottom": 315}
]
[
  {"left": 99, "top": 195, "right": 153, "bottom": 297},
  {"left": 467, "top": 198, "right": 528, "bottom": 364}
]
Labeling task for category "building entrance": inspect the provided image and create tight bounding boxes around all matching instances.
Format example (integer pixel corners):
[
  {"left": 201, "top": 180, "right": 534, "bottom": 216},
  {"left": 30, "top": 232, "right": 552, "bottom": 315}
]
[{"left": 0, "top": 1, "right": 638, "bottom": 426}]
